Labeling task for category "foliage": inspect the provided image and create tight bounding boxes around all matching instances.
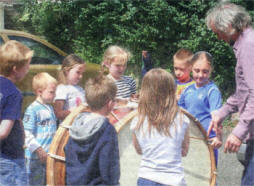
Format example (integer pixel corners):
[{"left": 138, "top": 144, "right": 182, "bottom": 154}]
[{"left": 17, "top": 0, "right": 254, "bottom": 98}]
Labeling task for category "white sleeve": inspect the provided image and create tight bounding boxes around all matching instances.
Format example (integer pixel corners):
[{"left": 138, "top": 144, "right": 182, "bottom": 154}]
[
  {"left": 54, "top": 84, "right": 68, "bottom": 101},
  {"left": 25, "top": 130, "right": 41, "bottom": 153}
]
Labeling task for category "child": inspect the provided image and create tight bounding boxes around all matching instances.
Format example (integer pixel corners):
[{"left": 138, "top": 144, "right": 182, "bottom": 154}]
[
  {"left": 54, "top": 54, "right": 86, "bottom": 121},
  {"left": 23, "top": 72, "right": 57, "bottom": 185},
  {"left": 102, "top": 45, "right": 136, "bottom": 99},
  {"left": 178, "top": 51, "right": 222, "bottom": 165},
  {"left": 173, "top": 48, "right": 195, "bottom": 100},
  {"left": 64, "top": 74, "right": 120, "bottom": 185},
  {"left": 0, "top": 40, "right": 33, "bottom": 186},
  {"left": 130, "top": 68, "right": 190, "bottom": 186}
]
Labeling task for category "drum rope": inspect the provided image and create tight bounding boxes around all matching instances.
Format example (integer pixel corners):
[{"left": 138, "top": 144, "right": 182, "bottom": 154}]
[{"left": 48, "top": 153, "right": 66, "bottom": 162}]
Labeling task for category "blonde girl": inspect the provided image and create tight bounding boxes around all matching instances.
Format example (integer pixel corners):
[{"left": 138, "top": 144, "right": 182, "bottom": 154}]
[
  {"left": 178, "top": 51, "right": 222, "bottom": 165},
  {"left": 130, "top": 68, "right": 190, "bottom": 186},
  {"left": 102, "top": 45, "right": 136, "bottom": 99},
  {"left": 54, "top": 54, "right": 86, "bottom": 121}
]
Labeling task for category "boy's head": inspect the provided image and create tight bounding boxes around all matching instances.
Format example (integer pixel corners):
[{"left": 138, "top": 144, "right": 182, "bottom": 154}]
[
  {"left": 0, "top": 40, "right": 33, "bottom": 82},
  {"left": 33, "top": 72, "right": 57, "bottom": 104},
  {"left": 85, "top": 75, "right": 117, "bottom": 114},
  {"left": 102, "top": 45, "right": 131, "bottom": 80},
  {"left": 173, "top": 48, "right": 193, "bottom": 83}
]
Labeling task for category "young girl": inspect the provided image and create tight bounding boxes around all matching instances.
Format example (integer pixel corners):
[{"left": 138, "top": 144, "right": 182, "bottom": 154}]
[
  {"left": 130, "top": 68, "right": 190, "bottom": 186},
  {"left": 54, "top": 54, "right": 86, "bottom": 121},
  {"left": 178, "top": 51, "right": 222, "bottom": 165},
  {"left": 102, "top": 45, "right": 136, "bottom": 99}
]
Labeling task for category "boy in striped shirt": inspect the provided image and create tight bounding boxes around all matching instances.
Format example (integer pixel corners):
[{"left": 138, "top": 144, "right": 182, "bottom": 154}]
[{"left": 23, "top": 72, "right": 57, "bottom": 185}]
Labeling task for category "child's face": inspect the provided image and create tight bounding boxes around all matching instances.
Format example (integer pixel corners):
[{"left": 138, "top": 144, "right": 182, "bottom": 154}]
[
  {"left": 192, "top": 59, "right": 211, "bottom": 87},
  {"left": 39, "top": 83, "right": 57, "bottom": 104},
  {"left": 67, "top": 64, "right": 85, "bottom": 85},
  {"left": 173, "top": 58, "right": 191, "bottom": 83},
  {"left": 108, "top": 61, "right": 127, "bottom": 80},
  {"left": 14, "top": 59, "right": 31, "bottom": 82}
]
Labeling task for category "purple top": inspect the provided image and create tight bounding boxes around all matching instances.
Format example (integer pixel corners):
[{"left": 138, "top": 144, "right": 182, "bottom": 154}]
[{"left": 217, "top": 27, "right": 254, "bottom": 141}]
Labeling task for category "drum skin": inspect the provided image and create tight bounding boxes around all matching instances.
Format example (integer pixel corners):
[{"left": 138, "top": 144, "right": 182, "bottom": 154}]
[{"left": 46, "top": 106, "right": 216, "bottom": 186}]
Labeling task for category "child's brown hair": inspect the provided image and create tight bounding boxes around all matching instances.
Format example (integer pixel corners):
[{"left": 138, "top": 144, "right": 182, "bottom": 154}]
[
  {"left": 58, "top": 54, "right": 85, "bottom": 84},
  {"left": 173, "top": 48, "right": 193, "bottom": 66},
  {"left": 136, "top": 68, "right": 179, "bottom": 136},
  {"left": 85, "top": 74, "right": 117, "bottom": 111},
  {"left": 0, "top": 40, "right": 33, "bottom": 76}
]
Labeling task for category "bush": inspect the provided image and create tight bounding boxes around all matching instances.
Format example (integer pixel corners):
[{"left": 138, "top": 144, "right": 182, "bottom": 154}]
[{"left": 18, "top": 0, "right": 254, "bottom": 99}]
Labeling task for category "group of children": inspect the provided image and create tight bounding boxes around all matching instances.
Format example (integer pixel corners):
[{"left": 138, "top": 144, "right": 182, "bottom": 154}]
[{"left": 0, "top": 39, "right": 222, "bottom": 186}]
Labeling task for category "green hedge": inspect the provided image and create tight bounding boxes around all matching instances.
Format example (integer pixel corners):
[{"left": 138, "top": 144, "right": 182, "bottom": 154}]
[{"left": 18, "top": 0, "right": 254, "bottom": 98}]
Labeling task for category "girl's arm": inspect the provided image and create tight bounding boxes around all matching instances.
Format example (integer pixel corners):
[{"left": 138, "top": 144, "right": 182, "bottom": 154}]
[
  {"left": 53, "top": 100, "right": 71, "bottom": 121},
  {"left": 132, "top": 133, "right": 142, "bottom": 155},
  {"left": 0, "top": 120, "right": 14, "bottom": 140},
  {"left": 182, "top": 127, "right": 190, "bottom": 157}
]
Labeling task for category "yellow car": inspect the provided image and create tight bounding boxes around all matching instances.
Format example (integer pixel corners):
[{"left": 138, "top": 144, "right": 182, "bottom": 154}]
[{"left": 0, "top": 29, "right": 101, "bottom": 112}]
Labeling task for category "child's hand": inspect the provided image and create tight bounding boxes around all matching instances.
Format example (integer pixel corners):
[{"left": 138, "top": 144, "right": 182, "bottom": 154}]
[
  {"left": 209, "top": 136, "right": 222, "bottom": 149},
  {"left": 36, "top": 147, "right": 48, "bottom": 164}
]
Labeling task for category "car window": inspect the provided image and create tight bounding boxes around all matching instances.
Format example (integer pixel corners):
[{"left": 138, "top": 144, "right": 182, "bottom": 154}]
[{"left": 8, "top": 36, "right": 64, "bottom": 65}]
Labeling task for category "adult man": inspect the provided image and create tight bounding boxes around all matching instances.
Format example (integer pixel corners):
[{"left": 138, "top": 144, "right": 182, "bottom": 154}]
[{"left": 206, "top": 2, "right": 254, "bottom": 186}]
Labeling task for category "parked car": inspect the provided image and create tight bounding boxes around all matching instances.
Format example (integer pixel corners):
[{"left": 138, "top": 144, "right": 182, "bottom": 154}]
[{"left": 0, "top": 29, "right": 101, "bottom": 112}]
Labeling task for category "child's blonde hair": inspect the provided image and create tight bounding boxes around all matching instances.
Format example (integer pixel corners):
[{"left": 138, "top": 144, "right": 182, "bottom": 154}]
[
  {"left": 173, "top": 48, "right": 193, "bottom": 66},
  {"left": 136, "top": 68, "right": 179, "bottom": 136},
  {"left": 32, "top": 72, "right": 57, "bottom": 94},
  {"left": 58, "top": 54, "right": 85, "bottom": 84},
  {"left": 102, "top": 45, "right": 131, "bottom": 67},
  {"left": 191, "top": 51, "right": 213, "bottom": 71},
  {"left": 85, "top": 74, "right": 117, "bottom": 111},
  {"left": 0, "top": 40, "right": 33, "bottom": 76}
]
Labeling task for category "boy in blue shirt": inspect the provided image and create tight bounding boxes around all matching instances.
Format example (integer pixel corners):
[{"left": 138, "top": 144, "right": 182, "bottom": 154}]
[
  {"left": 23, "top": 72, "right": 58, "bottom": 185},
  {"left": 0, "top": 40, "right": 33, "bottom": 186}
]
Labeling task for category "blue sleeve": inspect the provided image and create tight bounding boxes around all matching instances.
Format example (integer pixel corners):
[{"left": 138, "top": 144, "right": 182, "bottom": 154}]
[
  {"left": 2, "top": 93, "right": 22, "bottom": 120},
  {"left": 178, "top": 90, "right": 186, "bottom": 109},
  {"left": 208, "top": 87, "right": 222, "bottom": 112},
  {"left": 99, "top": 124, "right": 120, "bottom": 185}
]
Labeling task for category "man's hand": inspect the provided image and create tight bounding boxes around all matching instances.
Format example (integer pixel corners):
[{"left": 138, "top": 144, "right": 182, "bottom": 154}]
[
  {"left": 36, "top": 147, "right": 47, "bottom": 163},
  {"left": 208, "top": 111, "right": 223, "bottom": 137},
  {"left": 224, "top": 133, "right": 242, "bottom": 153}
]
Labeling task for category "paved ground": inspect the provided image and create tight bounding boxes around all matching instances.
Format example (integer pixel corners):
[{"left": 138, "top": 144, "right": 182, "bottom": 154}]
[{"left": 217, "top": 128, "right": 244, "bottom": 186}]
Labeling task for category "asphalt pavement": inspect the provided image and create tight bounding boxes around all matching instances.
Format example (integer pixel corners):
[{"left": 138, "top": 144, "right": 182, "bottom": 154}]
[{"left": 217, "top": 128, "right": 244, "bottom": 186}]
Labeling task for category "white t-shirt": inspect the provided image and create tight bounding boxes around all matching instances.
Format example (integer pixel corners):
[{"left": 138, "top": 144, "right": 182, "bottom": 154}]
[
  {"left": 54, "top": 84, "right": 85, "bottom": 110},
  {"left": 130, "top": 112, "right": 189, "bottom": 186}
]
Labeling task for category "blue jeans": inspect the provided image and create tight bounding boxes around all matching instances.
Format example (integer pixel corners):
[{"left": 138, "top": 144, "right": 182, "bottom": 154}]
[
  {"left": 137, "top": 177, "right": 166, "bottom": 186},
  {"left": 0, "top": 157, "right": 28, "bottom": 186},
  {"left": 241, "top": 140, "right": 254, "bottom": 186},
  {"left": 26, "top": 158, "right": 46, "bottom": 186}
]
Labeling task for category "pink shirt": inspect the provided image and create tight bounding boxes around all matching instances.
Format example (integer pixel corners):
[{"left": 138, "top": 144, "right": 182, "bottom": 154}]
[{"left": 217, "top": 27, "right": 254, "bottom": 141}]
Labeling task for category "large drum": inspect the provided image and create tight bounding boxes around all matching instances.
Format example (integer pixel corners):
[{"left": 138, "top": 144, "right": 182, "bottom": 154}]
[{"left": 46, "top": 105, "right": 216, "bottom": 186}]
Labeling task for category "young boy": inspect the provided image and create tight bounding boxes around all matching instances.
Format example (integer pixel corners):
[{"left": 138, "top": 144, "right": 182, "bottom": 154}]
[
  {"left": 0, "top": 40, "right": 33, "bottom": 186},
  {"left": 64, "top": 75, "right": 120, "bottom": 185},
  {"left": 173, "top": 48, "right": 195, "bottom": 99},
  {"left": 102, "top": 45, "right": 136, "bottom": 99},
  {"left": 23, "top": 72, "right": 57, "bottom": 185}
]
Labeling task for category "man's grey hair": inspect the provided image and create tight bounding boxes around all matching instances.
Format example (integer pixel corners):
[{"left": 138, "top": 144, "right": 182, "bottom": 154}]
[{"left": 205, "top": 2, "right": 252, "bottom": 35}]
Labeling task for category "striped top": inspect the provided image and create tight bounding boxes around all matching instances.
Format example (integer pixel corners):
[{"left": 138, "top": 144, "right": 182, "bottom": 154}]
[
  {"left": 108, "top": 75, "right": 136, "bottom": 98},
  {"left": 23, "top": 101, "right": 57, "bottom": 159}
]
